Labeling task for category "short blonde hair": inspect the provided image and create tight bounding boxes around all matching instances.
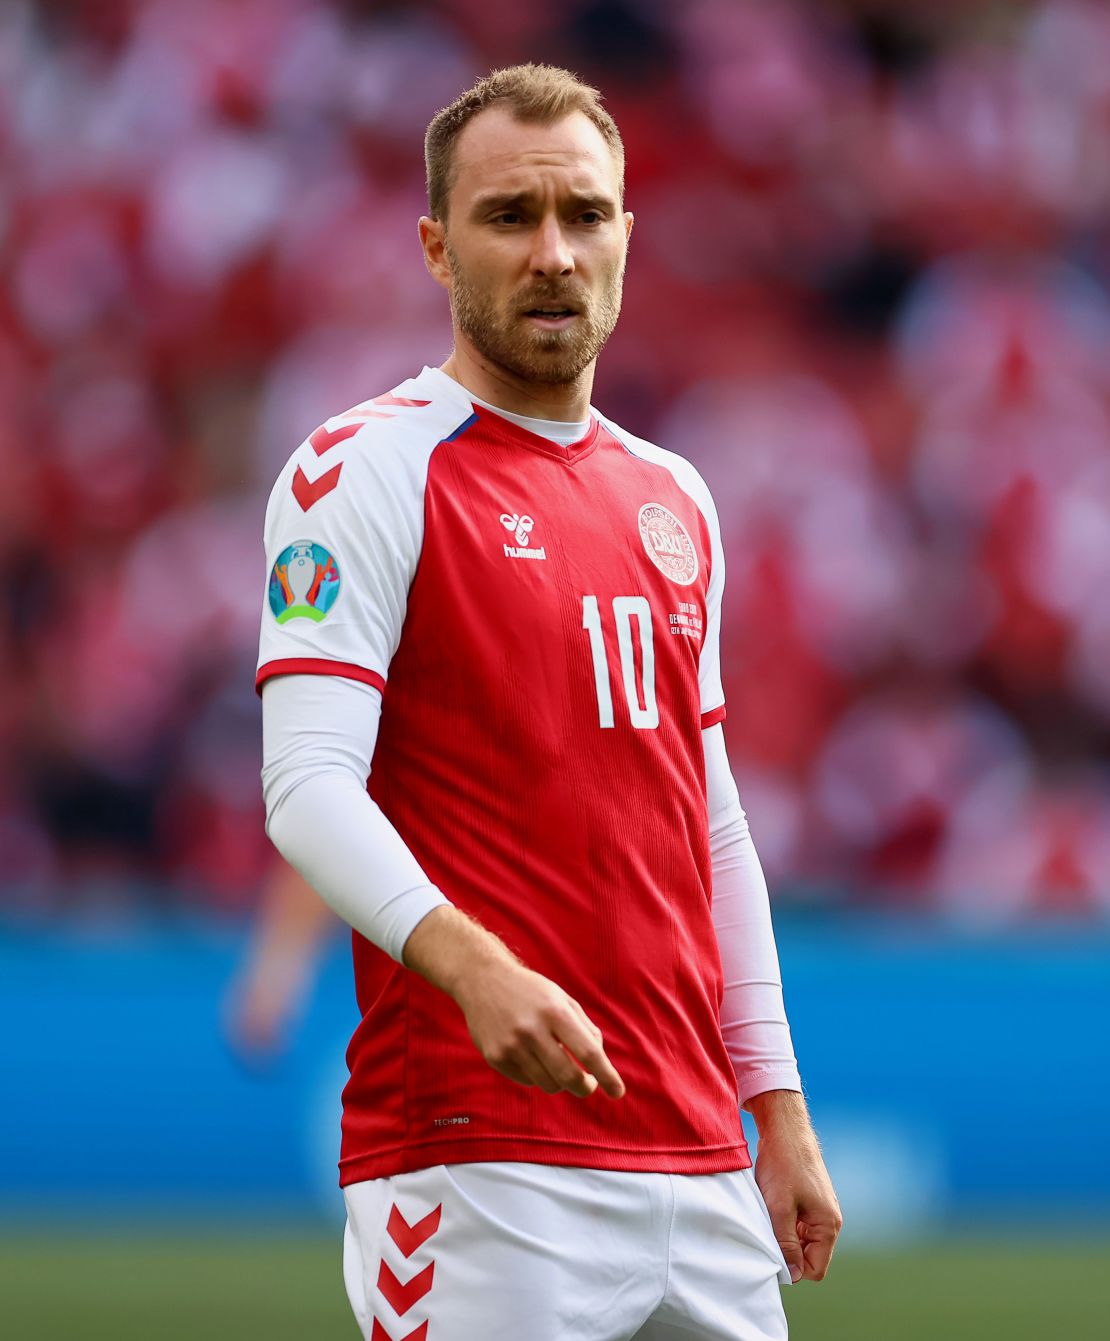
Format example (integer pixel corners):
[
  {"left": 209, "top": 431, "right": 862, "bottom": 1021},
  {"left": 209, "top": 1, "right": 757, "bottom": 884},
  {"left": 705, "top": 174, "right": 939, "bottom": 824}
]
[{"left": 424, "top": 63, "right": 625, "bottom": 221}]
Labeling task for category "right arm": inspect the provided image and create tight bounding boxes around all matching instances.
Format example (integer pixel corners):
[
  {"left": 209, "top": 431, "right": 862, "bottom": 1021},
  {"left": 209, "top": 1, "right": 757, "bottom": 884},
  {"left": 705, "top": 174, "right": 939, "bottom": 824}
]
[
  {"left": 404, "top": 905, "right": 623, "bottom": 1098},
  {"left": 261, "top": 671, "right": 623, "bottom": 1099}
]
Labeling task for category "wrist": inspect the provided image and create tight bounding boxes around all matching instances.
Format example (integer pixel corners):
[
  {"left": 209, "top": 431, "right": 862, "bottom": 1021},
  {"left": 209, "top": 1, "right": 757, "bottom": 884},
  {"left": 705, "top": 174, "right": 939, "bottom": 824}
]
[
  {"left": 745, "top": 1088, "right": 810, "bottom": 1135},
  {"left": 402, "top": 904, "right": 519, "bottom": 1002}
]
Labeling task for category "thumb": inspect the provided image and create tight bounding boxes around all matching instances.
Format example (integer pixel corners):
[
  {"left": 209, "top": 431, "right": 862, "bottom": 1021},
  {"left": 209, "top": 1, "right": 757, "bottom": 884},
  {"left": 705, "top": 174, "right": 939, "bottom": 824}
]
[{"left": 772, "top": 1214, "right": 804, "bottom": 1284}]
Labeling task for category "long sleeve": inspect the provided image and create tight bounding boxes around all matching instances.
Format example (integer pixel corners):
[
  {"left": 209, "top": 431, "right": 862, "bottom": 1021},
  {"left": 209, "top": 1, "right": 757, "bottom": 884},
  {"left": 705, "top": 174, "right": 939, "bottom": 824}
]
[
  {"left": 704, "top": 722, "right": 803, "bottom": 1106},
  {"left": 261, "top": 672, "right": 449, "bottom": 963}
]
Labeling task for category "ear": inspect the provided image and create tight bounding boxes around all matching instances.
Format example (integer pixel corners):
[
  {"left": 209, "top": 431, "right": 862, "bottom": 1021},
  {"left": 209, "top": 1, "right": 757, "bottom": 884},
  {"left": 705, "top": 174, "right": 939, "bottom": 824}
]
[
  {"left": 624, "top": 211, "right": 634, "bottom": 243},
  {"left": 419, "top": 216, "right": 451, "bottom": 291}
]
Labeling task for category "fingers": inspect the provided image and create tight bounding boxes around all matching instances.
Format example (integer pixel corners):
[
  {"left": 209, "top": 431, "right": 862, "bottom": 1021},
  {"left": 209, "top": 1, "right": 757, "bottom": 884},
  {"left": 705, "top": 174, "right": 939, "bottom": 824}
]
[
  {"left": 767, "top": 1203, "right": 840, "bottom": 1283},
  {"left": 491, "top": 1039, "right": 596, "bottom": 1097},
  {"left": 488, "top": 1009, "right": 625, "bottom": 1100},
  {"left": 518, "top": 1011, "right": 624, "bottom": 1099},
  {"left": 465, "top": 967, "right": 626, "bottom": 1100},
  {"left": 801, "top": 1236, "right": 835, "bottom": 1282},
  {"left": 799, "top": 1210, "right": 842, "bottom": 1282},
  {"left": 555, "top": 1002, "right": 625, "bottom": 1098},
  {"left": 770, "top": 1217, "right": 805, "bottom": 1285},
  {"left": 494, "top": 1050, "right": 561, "bottom": 1093},
  {"left": 770, "top": 1211, "right": 841, "bottom": 1284},
  {"left": 528, "top": 1044, "right": 598, "bottom": 1097},
  {"left": 566, "top": 996, "right": 599, "bottom": 1033},
  {"left": 517, "top": 1052, "right": 564, "bottom": 1094}
]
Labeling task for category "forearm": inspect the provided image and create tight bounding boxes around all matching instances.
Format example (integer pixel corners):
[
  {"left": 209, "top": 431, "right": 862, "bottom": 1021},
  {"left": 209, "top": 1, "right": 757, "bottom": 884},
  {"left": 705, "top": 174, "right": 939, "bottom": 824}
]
[
  {"left": 266, "top": 771, "right": 447, "bottom": 961},
  {"left": 712, "top": 813, "right": 802, "bottom": 1104},
  {"left": 262, "top": 674, "right": 448, "bottom": 962},
  {"left": 705, "top": 725, "right": 802, "bottom": 1105}
]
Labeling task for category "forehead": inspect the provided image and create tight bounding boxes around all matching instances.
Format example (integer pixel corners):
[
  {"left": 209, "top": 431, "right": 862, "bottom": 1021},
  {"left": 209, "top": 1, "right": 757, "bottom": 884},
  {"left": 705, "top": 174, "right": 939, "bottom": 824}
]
[{"left": 449, "top": 107, "right": 621, "bottom": 207}]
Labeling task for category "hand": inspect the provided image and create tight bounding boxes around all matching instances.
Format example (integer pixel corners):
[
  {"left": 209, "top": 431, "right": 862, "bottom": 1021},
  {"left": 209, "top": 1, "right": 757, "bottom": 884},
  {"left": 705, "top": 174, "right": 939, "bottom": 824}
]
[
  {"left": 455, "top": 959, "right": 626, "bottom": 1099},
  {"left": 403, "top": 905, "right": 625, "bottom": 1100},
  {"left": 747, "top": 1090, "right": 842, "bottom": 1282}
]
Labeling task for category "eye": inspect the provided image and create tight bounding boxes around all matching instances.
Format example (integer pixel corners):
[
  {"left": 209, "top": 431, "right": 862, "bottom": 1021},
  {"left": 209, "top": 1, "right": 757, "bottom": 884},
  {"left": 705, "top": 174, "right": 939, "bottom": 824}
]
[
  {"left": 491, "top": 211, "right": 523, "bottom": 226},
  {"left": 576, "top": 210, "right": 604, "bottom": 225}
]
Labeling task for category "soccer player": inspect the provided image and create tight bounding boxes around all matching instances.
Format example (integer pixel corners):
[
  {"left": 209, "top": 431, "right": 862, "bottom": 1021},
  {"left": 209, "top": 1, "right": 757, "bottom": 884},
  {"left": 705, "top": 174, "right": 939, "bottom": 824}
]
[{"left": 258, "top": 64, "right": 840, "bottom": 1341}]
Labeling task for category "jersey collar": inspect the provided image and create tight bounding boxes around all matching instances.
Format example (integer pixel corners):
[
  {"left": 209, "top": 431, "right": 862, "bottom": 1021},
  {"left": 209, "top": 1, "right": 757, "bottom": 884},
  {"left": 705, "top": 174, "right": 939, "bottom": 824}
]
[{"left": 418, "top": 366, "right": 601, "bottom": 466}]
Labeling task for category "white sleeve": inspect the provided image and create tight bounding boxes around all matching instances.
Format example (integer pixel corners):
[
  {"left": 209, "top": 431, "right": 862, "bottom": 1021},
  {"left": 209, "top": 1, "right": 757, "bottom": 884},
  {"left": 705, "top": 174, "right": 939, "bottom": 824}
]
[
  {"left": 257, "top": 416, "right": 431, "bottom": 693},
  {"left": 261, "top": 673, "right": 449, "bottom": 962},
  {"left": 704, "top": 723, "right": 802, "bottom": 1105}
]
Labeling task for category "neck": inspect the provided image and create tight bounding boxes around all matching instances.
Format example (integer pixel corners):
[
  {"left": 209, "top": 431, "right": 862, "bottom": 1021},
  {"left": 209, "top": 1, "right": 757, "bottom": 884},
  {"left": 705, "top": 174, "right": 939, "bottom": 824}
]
[{"left": 441, "top": 333, "right": 595, "bottom": 423}]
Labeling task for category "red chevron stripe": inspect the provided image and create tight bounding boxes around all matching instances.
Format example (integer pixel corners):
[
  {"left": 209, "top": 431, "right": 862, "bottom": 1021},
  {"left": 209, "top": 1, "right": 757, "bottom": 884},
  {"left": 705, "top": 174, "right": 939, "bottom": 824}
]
[
  {"left": 377, "top": 1260, "right": 434, "bottom": 1317},
  {"left": 371, "top": 1320, "right": 428, "bottom": 1341},
  {"left": 291, "top": 462, "right": 342, "bottom": 511},
  {"left": 308, "top": 422, "right": 362, "bottom": 456},
  {"left": 372, "top": 1319, "right": 423, "bottom": 1341},
  {"left": 387, "top": 1203, "right": 442, "bottom": 1258},
  {"left": 373, "top": 394, "right": 431, "bottom": 408}
]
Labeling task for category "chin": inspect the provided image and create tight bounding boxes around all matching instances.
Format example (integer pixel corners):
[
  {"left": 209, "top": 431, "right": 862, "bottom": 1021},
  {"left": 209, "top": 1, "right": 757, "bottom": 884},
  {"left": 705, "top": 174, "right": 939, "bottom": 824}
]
[
  {"left": 517, "top": 354, "right": 594, "bottom": 385},
  {"left": 486, "top": 338, "right": 594, "bottom": 386},
  {"left": 530, "top": 334, "right": 601, "bottom": 372}
]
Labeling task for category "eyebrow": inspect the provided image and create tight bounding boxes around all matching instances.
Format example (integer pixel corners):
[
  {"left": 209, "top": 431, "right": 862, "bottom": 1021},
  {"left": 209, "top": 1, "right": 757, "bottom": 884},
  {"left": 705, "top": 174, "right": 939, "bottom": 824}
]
[{"left": 468, "top": 189, "right": 619, "bottom": 218}]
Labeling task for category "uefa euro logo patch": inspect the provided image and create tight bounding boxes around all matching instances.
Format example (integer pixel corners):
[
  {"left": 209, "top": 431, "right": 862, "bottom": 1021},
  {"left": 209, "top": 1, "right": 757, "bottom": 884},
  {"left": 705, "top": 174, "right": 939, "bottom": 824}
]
[{"left": 269, "top": 540, "right": 340, "bottom": 623}]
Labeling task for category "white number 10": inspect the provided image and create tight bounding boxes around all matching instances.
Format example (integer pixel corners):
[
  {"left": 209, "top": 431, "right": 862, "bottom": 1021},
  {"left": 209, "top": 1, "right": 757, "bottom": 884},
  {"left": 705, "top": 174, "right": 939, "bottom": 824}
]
[{"left": 581, "top": 595, "right": 659, "bottom": 730}]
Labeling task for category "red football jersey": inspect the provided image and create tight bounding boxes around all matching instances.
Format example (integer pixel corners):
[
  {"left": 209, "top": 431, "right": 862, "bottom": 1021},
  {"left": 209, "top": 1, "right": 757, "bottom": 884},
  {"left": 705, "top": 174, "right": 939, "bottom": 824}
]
[{"left": 257, "top": 367, "right": 750, "bottom": 1182}]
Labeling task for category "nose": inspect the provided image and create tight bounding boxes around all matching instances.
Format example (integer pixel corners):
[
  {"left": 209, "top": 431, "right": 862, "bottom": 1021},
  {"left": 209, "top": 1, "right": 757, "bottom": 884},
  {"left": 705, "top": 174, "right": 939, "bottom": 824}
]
[{"left": 530, "top": 215, "right": 574, "bottom": 277}]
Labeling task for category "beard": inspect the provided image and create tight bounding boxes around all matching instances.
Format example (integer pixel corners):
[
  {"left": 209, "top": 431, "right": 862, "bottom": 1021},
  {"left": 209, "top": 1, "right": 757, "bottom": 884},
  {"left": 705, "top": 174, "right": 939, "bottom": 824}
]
[{"left": 445, "top": 242, "right": 625, "bottom": 386}]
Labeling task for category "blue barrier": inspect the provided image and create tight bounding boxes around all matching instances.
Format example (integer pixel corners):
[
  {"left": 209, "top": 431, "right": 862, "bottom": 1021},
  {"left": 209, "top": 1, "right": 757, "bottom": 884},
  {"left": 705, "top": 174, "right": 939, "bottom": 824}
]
[{"left": 1, "top": 918, "right": 1107, "bottom": 1236}]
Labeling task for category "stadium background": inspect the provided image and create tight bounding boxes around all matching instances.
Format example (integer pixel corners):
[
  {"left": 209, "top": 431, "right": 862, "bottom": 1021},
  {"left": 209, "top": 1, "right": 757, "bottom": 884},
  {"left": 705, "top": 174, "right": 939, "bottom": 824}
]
[{"left": 2, "top": 0, "right": 1109, "bottom": 1336}]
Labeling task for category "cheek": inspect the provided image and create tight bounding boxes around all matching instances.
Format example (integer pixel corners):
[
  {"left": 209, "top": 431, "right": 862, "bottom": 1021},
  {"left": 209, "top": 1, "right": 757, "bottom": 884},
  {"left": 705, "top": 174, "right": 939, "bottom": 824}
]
[
  {"left": 459, "top": 253, "right": 518, "bottom": 301},
  {"left": 583, "top": 236, "right": 626, "bottom": 276}
]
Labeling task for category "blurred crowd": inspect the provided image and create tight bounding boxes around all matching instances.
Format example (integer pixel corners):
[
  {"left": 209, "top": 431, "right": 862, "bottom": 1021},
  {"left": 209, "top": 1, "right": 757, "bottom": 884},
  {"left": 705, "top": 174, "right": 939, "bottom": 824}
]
[{"left": 2, "top": 0, "right": 1109, "bottom": 922}]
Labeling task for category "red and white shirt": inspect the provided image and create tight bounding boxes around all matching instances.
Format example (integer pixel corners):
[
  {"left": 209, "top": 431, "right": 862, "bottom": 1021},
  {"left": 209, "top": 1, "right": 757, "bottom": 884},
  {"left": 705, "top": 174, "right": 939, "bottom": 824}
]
[{"left": 258, "top": 366, "right": 751, "bottom": 1183}]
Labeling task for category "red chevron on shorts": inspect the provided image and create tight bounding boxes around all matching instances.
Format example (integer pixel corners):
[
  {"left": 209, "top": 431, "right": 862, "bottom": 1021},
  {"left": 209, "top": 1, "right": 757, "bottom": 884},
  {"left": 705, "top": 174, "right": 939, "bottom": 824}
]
[
  {"left": 387, "top": 1203, "right": 442, "bottom": 1258},
  {"left": 378, "top": 1260, "right": 434, "bottom": 1316},
  {"left": 371, "top": 1320, "right": 428, "bottom": 1341}
]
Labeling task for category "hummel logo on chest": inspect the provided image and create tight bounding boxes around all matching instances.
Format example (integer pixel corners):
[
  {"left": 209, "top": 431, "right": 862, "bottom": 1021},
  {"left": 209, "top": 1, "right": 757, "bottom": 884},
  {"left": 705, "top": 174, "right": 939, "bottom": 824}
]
[{"left": 500, "top": 511, "right": 547, "bottom": 561}]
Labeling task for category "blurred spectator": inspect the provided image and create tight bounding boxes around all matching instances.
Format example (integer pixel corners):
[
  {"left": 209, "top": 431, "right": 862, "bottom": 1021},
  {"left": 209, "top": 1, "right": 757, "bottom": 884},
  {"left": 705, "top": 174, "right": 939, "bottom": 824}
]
[{"left": 2, "top": 0, "right": 1109, "bottom": 921}]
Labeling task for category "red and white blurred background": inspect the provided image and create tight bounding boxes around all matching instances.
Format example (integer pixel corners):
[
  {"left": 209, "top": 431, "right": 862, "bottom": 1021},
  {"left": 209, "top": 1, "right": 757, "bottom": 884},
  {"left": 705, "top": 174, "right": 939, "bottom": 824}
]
[{"left": 3, "top": 0, "right": 1109, "bottom": 925}]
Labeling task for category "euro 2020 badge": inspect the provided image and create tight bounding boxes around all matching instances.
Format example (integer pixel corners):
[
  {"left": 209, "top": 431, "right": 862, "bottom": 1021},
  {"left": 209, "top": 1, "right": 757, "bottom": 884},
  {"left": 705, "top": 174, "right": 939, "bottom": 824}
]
[{"left": 269, "top": 540, "right": 340, "bottom": 624}]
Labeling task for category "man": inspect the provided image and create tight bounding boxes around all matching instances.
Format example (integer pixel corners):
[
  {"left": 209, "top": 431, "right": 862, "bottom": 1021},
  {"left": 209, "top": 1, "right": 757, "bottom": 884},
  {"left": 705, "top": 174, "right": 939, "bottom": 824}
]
[{"left": 258, "top": 64, "right": 840, "bottom": 1341}]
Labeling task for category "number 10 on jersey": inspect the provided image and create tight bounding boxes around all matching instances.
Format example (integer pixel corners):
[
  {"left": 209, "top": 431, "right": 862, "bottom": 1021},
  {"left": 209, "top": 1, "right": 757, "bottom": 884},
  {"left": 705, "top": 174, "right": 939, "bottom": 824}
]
[{"left": 582, "top": 595, "right": 659, "bottom": 730}]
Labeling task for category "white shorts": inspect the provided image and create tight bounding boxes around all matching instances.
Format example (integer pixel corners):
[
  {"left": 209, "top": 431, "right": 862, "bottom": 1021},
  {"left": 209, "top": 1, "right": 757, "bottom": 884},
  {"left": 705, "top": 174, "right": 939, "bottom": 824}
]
[{"left": 342, "top": 1162, "right": 791, "bottom": 1341}]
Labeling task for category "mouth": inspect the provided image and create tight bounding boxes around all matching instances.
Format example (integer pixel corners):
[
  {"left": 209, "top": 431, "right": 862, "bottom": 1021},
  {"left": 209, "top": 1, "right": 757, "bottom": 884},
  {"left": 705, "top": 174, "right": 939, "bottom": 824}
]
[{"left": 522, "top": 305, "right": 580, "bottom": 330}]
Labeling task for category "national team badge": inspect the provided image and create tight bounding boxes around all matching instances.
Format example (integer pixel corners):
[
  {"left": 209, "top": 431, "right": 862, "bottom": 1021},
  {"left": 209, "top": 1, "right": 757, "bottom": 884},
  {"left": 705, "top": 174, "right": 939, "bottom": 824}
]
[
  {"left": 269, "top": 540, "right": 341, "bottom": 623},
  {"left": 638, "top": 503, "right": 698, "bottom": 586}
]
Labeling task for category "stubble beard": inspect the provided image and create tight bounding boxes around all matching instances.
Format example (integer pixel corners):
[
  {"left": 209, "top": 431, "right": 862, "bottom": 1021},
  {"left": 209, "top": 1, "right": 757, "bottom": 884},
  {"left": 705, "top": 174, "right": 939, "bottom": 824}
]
[{"left": 446, "top": 241, "right": 625, "bottom": 387}]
